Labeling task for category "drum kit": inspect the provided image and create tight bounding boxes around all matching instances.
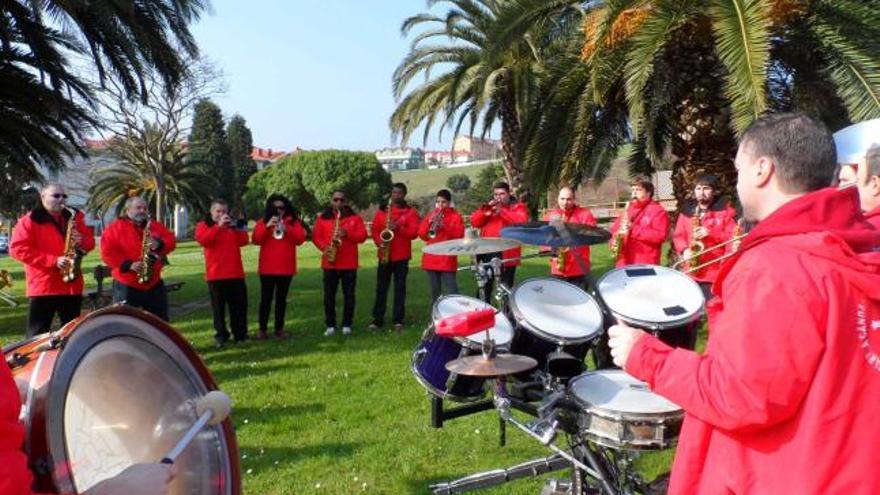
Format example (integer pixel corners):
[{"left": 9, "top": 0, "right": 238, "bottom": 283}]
[{"left": 412, "top": 222, "right": 706, "bottom": 495}]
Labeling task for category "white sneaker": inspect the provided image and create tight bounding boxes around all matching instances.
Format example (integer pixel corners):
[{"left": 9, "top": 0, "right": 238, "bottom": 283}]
[
  {"left": 324, "top": 327, "right": 336, "bottom": 336},
  {"left": 342, "top": 326, "right": 352, "bottom": 335}
]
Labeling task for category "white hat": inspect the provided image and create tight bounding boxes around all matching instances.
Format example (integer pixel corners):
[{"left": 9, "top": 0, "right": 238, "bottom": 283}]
[{"left": 833, "top": 119, "right": 880, "bottom": 164}]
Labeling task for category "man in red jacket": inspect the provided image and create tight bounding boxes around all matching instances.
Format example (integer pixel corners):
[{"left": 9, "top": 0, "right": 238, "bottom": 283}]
[
  {"left": 195, "top": 199, "right": 250, "bottom": 347},
  {"left": 543, "top": 186, "right": 597, "bottom": 289},
  {"left": 252, "top": 194, "right": 307, "bottom": 340},
  {"left": 857, "top": 144, "right": 880, "bottom": 228},
  {"left": 100, "top": 197, "right": 177, "bottom": 320},
  {"left": 671, "top": 172, "right": 738, "bottom": 298},
  {"left": 609, "top": 113, "right": 880, "bottom": 494},
  {"left": 312, "top": 191, "right": 367, "bottom": 336},
  {"left": 418, "top": 189, "right": 465, "bottom": 305},
  {"left": 608, "top": 179, "right": 669, "bottom": 267},
  {"left": 10, "top": 184, "right": 95, "bottom": 337},
  {"left": 469, "top": 182, "right": 529, "bottom": 302},
  {"left": 369, "top": 183, "right": 420, "bottom": 333}
]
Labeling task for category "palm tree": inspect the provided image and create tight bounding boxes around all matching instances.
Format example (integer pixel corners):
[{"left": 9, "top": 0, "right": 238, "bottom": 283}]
[{"left": 88, "top": 123, "right": 215, "bottom": 222}]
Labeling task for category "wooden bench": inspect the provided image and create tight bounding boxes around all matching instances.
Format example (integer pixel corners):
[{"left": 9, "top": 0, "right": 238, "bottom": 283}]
[{"left": 85, "top": 265, "right": 185, "bottom": 310}]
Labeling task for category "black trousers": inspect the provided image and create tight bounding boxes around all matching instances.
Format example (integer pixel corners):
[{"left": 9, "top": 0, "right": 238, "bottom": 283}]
[
  {"left": 27, "top": 295, "right": 82, "bottom": 337},
  {"left": 323, "top": 269, "right": 356, "bottom": 328},
  {"left": 113, "top": 280, "right": 169, "bottom": 321},
  {"left": 207, "top": 279, "right": 248, "bottom": 342},
  {"left": 259, "top": 274, "right": 293, "bottom": 332},
  {"left": 372, "top": 260, "right": 409, "bottom": 326},
  {"left": 476, "top": 252, "right": 516, "bottom": 303}
]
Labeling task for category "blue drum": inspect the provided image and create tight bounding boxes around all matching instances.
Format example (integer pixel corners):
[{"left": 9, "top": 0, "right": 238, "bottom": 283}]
[{"left": 411, "top": 295, "right": 514, "bottom": 402}]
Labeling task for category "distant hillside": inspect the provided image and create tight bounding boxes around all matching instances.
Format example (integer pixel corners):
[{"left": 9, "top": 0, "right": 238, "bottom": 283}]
[{"left": 391, "top": 162, "right": 497, "bottom": 199}]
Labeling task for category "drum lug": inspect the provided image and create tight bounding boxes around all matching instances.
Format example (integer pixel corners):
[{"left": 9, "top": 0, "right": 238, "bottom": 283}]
[
  {"left": 6, "top": 352, "right": 29, "bottom": 369},
  {"left": 29, "top": 456, "right": 52, "bottom": 477}
]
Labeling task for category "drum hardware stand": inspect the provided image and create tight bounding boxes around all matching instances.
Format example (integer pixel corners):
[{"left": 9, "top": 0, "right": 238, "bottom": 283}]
[{"left": 429, "top": 453, "right": 572, "bottom": 494}]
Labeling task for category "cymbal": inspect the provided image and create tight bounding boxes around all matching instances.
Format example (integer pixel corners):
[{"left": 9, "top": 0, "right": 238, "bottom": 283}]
[
  {"left": 423, "top": 231, "right": 521, "bottom": 256},
  {"left": 501, "top": 222, "right": 611, "bottom": 248},
  {"left": 446, "top": 353, "right": 538, "bottom": 377}
]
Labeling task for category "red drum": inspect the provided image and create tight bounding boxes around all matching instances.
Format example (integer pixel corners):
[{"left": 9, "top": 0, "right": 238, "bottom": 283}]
[{"left": 3, "top": 305, "right": 241, "bottom": 494}]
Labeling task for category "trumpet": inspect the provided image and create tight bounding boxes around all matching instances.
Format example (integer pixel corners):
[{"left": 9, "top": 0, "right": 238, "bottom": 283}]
[
  {"left": 673, "top": 227, "right": 748, "bottom": 273},
  {"left": 377, "top": 197, "right": 395, "bottom": 264},
  {"left": 272, "top": 215, "right": 285, "bottom": 240},
  {"left": 427, "top": 208, "right": 445, "bottom": 239}
]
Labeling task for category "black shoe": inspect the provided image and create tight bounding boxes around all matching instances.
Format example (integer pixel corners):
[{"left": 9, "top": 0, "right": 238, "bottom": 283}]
[
  {"left": 214, "top": 338, "right": 228, "bottom": 349},
  {"left": 234, "top": 335, "right": 249, "bottom": 344}
]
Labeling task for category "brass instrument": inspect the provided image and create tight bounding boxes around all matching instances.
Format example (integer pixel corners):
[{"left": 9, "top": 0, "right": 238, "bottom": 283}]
[
  {"left": 687, "top": 208, "right": 706, "bottom": 269},
  {"left": 136, "top": 216, "right": 157, "bottom": 284},
  {"left": 324, "top": 208, "right": 342, "bottom": 264},
  {"left": 554, "top": 247, "right": 569, "bottom": 272},
  {"left": 272, "top": 215, "right": 285, "bottom": 240},
  {"left": 673, "top": 222, "right": 748, "bottom": 273},
  {"left": 610, "top": 205, "right": 630, "bottom": 262},
  {"left": 427, "top": 208, "right": 445, "bottom": 239},
  {"left": 0, "top": 269, "right": 16, "bottom": 307},
  {"left": 377, "top": 197, "right": 395, "bottom": 264},
  {"left": 60, "top": 206, "right": 83, "bottom": 283}
]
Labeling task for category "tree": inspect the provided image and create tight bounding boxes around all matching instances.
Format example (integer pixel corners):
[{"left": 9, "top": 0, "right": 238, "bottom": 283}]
[
  {"left": 226, "top": 115, "right": 258, "bottom": 213},
  {"left": 446, "top": 174, "right": 472, "bottom": 194},
  {"left": 188, "top": 100, "right": 233, "bottom": 205}
]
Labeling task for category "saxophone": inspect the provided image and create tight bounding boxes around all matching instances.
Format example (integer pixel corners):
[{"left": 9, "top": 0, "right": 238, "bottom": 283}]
[
  {"left": 377, "top": 197, "right": 395, "bottom": 264},
  {"left": 60, "top": 207, "right": 83, "bottom": 283},
  {"left": 136, "top": 216, "right": 157, "bottom": 284},
  {"left": 427, "top": 207, "right": 444, "bottom": 239},
  {"left": 552, "top": 213, "right": 569, "bottom": 272},
  {"left": 324, "top": 208, "right": 342, "bottom": 264},
  {"left": 687, "top": 207, "right": 706, "bottom": 269},
  {"left": 610, "top": 205, "right": 630, "bottom": 262}
]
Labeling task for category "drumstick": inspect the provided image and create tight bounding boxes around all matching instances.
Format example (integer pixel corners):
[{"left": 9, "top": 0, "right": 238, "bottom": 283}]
[{"left": 160, "top": 391, "right": 232, "bottom": 464}]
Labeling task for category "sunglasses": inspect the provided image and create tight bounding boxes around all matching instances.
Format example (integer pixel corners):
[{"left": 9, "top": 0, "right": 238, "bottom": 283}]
[
  {"left": 51, "top": 193, "right": 69, "bottom": 199},
  {"left": 332, "top": 197, "right": 346, "bottom": 202}
]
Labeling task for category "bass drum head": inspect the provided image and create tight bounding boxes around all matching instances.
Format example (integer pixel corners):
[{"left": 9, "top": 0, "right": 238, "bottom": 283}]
[
  {"left": 45, "top": 308, "right": 239, "bottom": 494},
  {"left": 432, "top": 295, "right": 513, "bottom": 348},
  {"left": 596, "top": 265, "right": 705, "bottom": 330},
  {"left": 509, "top": 278, "right": 603, "bottom": 345}
]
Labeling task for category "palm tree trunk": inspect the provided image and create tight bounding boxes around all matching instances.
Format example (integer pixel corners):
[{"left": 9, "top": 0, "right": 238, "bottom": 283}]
[{"left": 498, "top": 79, "right": 529, "bottom": 203}]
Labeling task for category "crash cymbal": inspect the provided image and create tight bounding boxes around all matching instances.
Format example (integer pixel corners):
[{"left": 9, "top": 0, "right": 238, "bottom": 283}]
[
  {"left": 501, "top": 222, "right": 611, "bottom": 248},
  {"left": 446, "top": 353, "right": 538, "bottom": 377},
  {"left": 423, "top": 229, "right": 521, "bottom": 256}
]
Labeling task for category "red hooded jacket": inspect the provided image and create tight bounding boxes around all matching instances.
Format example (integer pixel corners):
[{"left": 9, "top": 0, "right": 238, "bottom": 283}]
[
  {"left": 312, "top": 208, "right": 367, "bottom": 270},
  {"left": 418, "top": 207, "right": 465, "bottom": 272},
  {"left": 625, "top": 187, "right": 880, "bottom": 494},
  {"left": 194, "top": 221, "right": 249, "bottom": 281},
  {"left": 543, "top": 206, "right": 597, "bottom": 277},
  {"left": 672, "top": 200, "right": 738, "bottom": 283},
  {"left": 470, "top": 202, "right": 529, "bottom": 266},
  {"left": 371, "top": 204, "right": 420, "bottom": 262},
  {"left": 864, "top": 205, "right": 880, "bottom": 229},
  {"left": 10, "top": 207, "right": 95, "bottom": 297},
  {"left": 0, "top": 355, "right": 37, "bottom": 495},
  {"left": 609, "top": 199, "right": 669, "bottom": 267},
  {"left": 100, "top": 218, "right": 176, "bottom": 289},
  {"left": 252, "top": 216, "right": 307, "bottom": 276}
]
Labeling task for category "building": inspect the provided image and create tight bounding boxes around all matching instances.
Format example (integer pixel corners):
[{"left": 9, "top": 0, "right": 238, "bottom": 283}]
[
  {"left": 375, "top": 147, "right": 425, "bottom": 171},
  {"left": 251, "top": 146, "right": 291, "bottom": 170},
  {"left": 452, "top": 136, "right": 501, "bottom": 162}
]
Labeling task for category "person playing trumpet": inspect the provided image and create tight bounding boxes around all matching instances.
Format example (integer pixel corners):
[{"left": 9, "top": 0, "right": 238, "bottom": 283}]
[
  {"left": 369, "top": 183, "right": 419, "bottom": 333},
  {"left": 608, "top": 178, "right": 669, "bottom": 267},
  {"left": 10, "top": 183, "right": 95, "bottom": 337},
  {"left": 100, "top": 196, "right": 176, "bottom": 321},
  {"left": 418, "top": 189, "right": 465, "bottom": 305},
  {"left": 543, "top": 186, "right": 597, "bottom": 290},
  {"left": 313, "top": 191, "right": 367, "bottom": 336},
  {"left": 252, "top": 194, "right": 307, "bottom": 340},
  {"left": 672, "top": 172, "right": 738, "bottom": 298}
]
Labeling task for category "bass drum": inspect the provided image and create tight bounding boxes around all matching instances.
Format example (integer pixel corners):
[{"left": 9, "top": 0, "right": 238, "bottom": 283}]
[{"left": 4, "top": 305, "right": 241, "bottom": 495}]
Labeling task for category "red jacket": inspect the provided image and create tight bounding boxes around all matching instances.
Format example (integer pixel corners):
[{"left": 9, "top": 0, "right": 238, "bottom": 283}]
[
  {"left": 100, "top": 218, "right": 176, "bottom": 289},
  {"left": 418, "top": 207, "right": 465, "bottom": 272},
  {"left": 0, "top": 354, "right": 35, "bottom": 495},
  {"left": 609, "top": 199, "right": 669, "bottom": 267},
  {"left": 252, "top": 217, "right": 307, "bottom": 276},
  {"left": 672, "top": 201, "right": 738, "bottom": 283},
  {"left": 371, "top": 205, "right": 420, "bottom": 262},
  {"left": 194, "top": 221, "right": 249, "bottom": 281},
  {"left": 312, "top": 208, "right": 367, "bottom": 270},
  {"left": 470, "top": 202, "right": 529, "bottom": 266},
  {"left": 10, "top": 207, "right": 95, "bottom": 297},
  {"left": 625, "top": 187, "right": 880, "bottom": 495},
  {"left": 864, "top": 205, "right": 880, "bottom": 229},
  {"left": 543, "top": 206, "right": 597, "bottom": 277}
]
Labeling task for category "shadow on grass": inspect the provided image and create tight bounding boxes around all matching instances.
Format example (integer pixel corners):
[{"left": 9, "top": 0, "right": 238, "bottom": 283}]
[{"left": 237, "top": 442, "right": 362, "bottom": 472}]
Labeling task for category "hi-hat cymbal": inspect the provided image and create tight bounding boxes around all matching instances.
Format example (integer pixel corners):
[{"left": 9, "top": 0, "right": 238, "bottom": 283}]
[
  {"left": 501, "top": 222, "right": 611, "bottom": 248},
  {"left": 446, "top": 353, "right": 538, "bottom": 377},
  {"left": 423, "top": 230, "right": 521, "bottom": 256}
]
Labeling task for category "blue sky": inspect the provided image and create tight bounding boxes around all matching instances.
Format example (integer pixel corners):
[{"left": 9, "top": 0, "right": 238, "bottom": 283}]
[{"left": 191, "top": 1, "right": 472, "bottom": 152}]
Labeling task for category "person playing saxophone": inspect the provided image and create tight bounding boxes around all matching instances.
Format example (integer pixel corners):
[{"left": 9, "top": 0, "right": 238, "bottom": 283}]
[
  {"left": 100, "top": 196, "right": 176, "bottom": 321},
  {"left": 608, "top": 178, "right": 669, "bottom": 267},
  {"left": 542, "top": 186, "right": 597, "bottom": 290},
  {"left": 418, "top": 189, "right": 465, "bottom": 305},
  {"left": 312, "top": 191, "right": 367, "bottom": 336},
  {"left": 10, "top": 183, "right": 95, "bottom": 337}
]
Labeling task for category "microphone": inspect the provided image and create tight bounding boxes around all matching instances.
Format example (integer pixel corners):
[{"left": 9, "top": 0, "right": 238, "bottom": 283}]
[{"left": 161, "top": 391, "right": 232, "bottom": 464}]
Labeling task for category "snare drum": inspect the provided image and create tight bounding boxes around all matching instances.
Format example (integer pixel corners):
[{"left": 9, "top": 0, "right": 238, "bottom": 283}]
[
  {"left": 4, "top": 306, "right": 241, "bottom": 494},
  {"left": 508, "top": 278, "right": 603, "bottom": 375},
  {"left": 595, "top": 265, "right": 705, "bottom": 349},
  {"left": 412, "top": 295, "right": 514, "bottom": 402},
  {"left": 570, "top": 370, "right": 683, "bottom": 451}
]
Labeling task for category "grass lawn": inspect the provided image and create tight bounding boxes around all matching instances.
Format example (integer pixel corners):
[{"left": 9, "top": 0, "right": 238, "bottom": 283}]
[
  {"left": 392, "top": 163, "right": 495, "bottom": 199},
  {"left": 0, "top": 239, "right": 680, "bottom": 494}
]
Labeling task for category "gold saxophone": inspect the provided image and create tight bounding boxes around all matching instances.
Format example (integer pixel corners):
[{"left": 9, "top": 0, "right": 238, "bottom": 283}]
[
  {"left": 552, "top": 213, "right": 569, "bottom": 272},
  {"left": 730, "top": 219, "right": 744, "bottom": 253},
  {"left": 377, "top": 197, "right": 395, "bottom": 264},
  {"left": 687, "top": 208, "right": 706, "bottom": 269},
  {"left": 610, "top": 205, "right": 630, "bottom": 262},
  {"left": 60, "top": 207, "right": 83, "bottom": 283},
  {"left": 136, "top": 216, "right": 157, "bottom": 284},
  {"left": 324, "top": 207, "right": 342, "bottom": 264},
  {"left": 427, "top": 207, "right": 444, "bottom": 239}
]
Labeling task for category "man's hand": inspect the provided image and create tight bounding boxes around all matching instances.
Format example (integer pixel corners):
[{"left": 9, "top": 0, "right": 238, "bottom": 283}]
[
  {"left": 71, "top": 229, "right": 83, "bottom": 247},
  {"left": 693, "top": 226, "right": 709, "bottom": 240},
  {"left": 55, "top": 256, "right": 72, "bottom": 269},
  {"left": 607, "top": 322, "right": 647, "bottom": 369},
  {"left": 149, "top": 238, "right": 161, "bottom": 251},
  {"left": 335, "top": 227, "right": 347, "bottom": 240},
  {"left": 84, "top": 463, "right": 175, "bottom": 495},
  {"left": 130, "top": 261, "right": 145, "bottom": 273}
]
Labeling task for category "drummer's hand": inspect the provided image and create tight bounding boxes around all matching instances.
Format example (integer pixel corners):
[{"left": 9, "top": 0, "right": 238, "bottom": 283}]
[
  {"left": 608, "top": 323, "right": 646, "bottom": 369},
  {"left": 84, "top": 463, "right": 176, "bottom": 495},
  {"left": 694, "top": 227, "right": 709, "bottom": 240}
]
